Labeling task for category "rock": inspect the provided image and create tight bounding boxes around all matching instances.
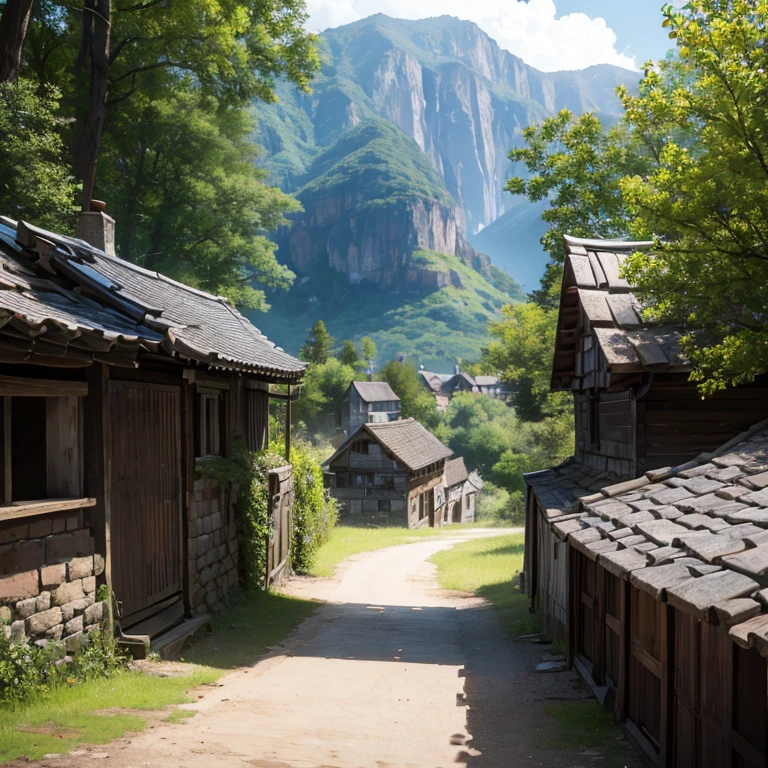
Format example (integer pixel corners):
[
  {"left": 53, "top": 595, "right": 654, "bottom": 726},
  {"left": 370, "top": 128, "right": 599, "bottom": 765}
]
[
  {"left": 65, "top": 615, "right": 83, "bottom": 635},
  {"left": 40, "top": 563, "right": 66, "bottom": 588},
  {"left": 60, "top": 598, "right": 87, "bottom": 622},
  {"left": 65, "top": 631, "right": 86, "bottom": 652},
  {"left": 0, "top": 539, "right": 43, "bottom": 574},
  {"left": 16, "top": 596, "right": 38, "bottom": 618},
  {"left": 93, "top": 553, "right": 105, "bottom": 577},
  {"left": 67, "top": 556, "right": 94, "bottom": 581},
  {"left": 0, "top": 570, "right": 39, "bottom": 601},
  {"left": 84, "top": 601, "right": 104, "bottom": 625},
  {"left": 45, "top": 623, "right": 64, "bottom": 641},
  {"left": 52, "top": 579, "right": 84, "bottom": 606},
  {"left": 535, "top": 661, "right": 568, "bottom": 673},
  {"left": 45, "top": 531, "right": 93, "bottom": 562},
  {"left": 10, "top": 619, "right": 25, "bottom": 642},
  {"left": 0, "top": 605, "right": 11, "bottom": 624},
  {"left": 26, "top": 606, "right": 63, "bottom": 634},
  {"left": 36, "top": 591, "right": 51, "bottom": 612},
  {"left": 81, "top": 575, "right": 96, "bottom": 594}
]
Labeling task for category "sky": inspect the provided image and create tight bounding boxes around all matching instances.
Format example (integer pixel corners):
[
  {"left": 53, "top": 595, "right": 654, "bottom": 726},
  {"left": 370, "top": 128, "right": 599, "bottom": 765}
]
[{"left": 304, "top": 0, "right": 677, "bottom": 72}]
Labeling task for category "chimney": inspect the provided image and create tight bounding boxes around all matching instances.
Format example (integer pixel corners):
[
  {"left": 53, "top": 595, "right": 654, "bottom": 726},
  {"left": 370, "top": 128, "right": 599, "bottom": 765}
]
[
  {"left": 454, "top": 361, "right": 460, "bottom": 375},
  {"left": 77, "top": 200, "right": 115, "bottom": 256}
]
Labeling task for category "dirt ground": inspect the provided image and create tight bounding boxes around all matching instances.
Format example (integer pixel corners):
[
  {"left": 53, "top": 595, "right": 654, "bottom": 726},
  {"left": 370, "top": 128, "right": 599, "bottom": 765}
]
[{"left": 31, "top": 530, "right": 641, "bottom": 768}]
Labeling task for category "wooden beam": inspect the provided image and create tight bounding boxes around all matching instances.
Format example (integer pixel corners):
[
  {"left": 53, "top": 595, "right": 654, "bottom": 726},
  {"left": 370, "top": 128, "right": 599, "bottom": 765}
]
[
  {"left": 285, "top": 385, "right": 291, "bottom": 461},
  {"left": 0, "top": 375, "right": 88, "bottom": 397},
  {"left": 0, "top": 497, "right": 96, "bottom": 522},
  {"left": 3, "top": 397, "right": 10, "bottom": 506}
]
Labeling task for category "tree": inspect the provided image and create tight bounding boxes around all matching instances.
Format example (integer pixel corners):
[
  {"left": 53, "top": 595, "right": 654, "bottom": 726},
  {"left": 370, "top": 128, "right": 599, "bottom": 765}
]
[
  {"left": 361, "top": 336, "right": 377, "bottom": 364},
  {"left": 379, "top": 360, "right": 441, "bottom": 430},
  {"left": 339, "top": 340, "right": 360, "bottom": 367},
  {"left": 0, "top": 0, "right": 34, "bottom": 83},
  {"left": 301, "top": 320, "right": 333, "bottom": 365},
  {"left": 293, "top": 358, "right": 355, "bottom": 438},
  {"left": 0, "top": 79, "right": 78, "bottom": 229}
]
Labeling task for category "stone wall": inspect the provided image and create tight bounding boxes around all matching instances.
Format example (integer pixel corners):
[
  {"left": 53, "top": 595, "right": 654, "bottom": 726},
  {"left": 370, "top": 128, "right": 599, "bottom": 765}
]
[
  {"left": 188, "top": 475, "right": 239, "bottom": 614},
  {"left": 0, "top": 508, "right": 107, "bottom": 650}
]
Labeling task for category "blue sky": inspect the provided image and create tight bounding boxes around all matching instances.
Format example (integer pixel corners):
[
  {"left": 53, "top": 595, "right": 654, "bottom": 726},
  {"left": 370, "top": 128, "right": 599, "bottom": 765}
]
[{"left": 307, "top": 0, "right": 677, "bottom": 72}]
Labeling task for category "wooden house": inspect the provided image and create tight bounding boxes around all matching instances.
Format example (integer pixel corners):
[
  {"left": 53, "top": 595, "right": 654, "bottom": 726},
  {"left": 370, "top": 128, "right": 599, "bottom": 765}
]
[
  {"left": 438, "top": 457, "right": 478, "bottom": 525},
  {"left": 323, "top": 418, "right": 452, "bottom": 528},
  {"left": 525, "top": 235, "right": 768, "bottom": 766},
  {"left": 418, "top": 368, "right": 511, "bottom": 411},
  {"left": 525, "top": 235, "right": 768, "bottom": 640},
  {"left": 0, "top": 210, "right": 304, "bottom": 653},
  {"left": 342, "top": 381, "right": 401, "bottom": 434}
]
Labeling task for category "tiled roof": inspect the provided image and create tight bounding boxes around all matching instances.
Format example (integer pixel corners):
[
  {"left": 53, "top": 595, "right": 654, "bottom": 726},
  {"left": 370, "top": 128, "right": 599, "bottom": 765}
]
[
  {"left": 351, "top": 381, "right": 400, "bottom": 403},
  {"left": 419, "top": 370, "right": 443, "bottom": 392},
  {"left": 366, "top": 418, "right": 453, "bottom": 471},
  {"left": 525, "top": 459, "right": 620, "bottom": 519},
  {"left": 474, "top": 376, "right": 499, "bottom": 387},
  {"left": 0, "top": 219, "right": 305, "bottom": 380},
  {"left": 552, "top": 235, "right": 687, "bottom": 390},
  {"left": 551, "top": 419, "right": 768, "bottom": 658},
  {"left": 444, "top": 457, "right": 469, "bottom": 488}
]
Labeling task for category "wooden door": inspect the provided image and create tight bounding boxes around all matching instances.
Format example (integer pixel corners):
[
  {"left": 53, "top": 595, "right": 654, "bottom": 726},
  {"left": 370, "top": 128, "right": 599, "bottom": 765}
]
[{"left": 110, "top": 381, "right": 183, "bottom": 629}]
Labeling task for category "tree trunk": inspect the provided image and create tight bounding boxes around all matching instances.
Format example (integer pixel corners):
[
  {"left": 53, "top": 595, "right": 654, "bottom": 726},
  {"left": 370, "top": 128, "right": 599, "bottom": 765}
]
[
  {"left": 0, "top": 0, "right": 34, "bottom": 83},
  {"left": 76, "top": 0, "right": 111, "bottom": 210}
]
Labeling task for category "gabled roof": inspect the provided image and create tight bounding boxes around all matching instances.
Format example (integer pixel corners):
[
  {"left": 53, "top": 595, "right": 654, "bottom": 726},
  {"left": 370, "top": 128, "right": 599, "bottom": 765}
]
[
  {"left": 419, "top": 370, "right": 443, "bottom": 392},
  {"left": 552, "top": 235, "right": 688, "bottom": 391},
  {"left": 0, "top": 219, "right": 305, "bottom": 381},
  {"left": 350, "top": 381, "right": 400, "bottom": 403},
  {"left": 444, "top": 457, "right": 469, "bottom": 488},
  {"left": 551, "top": 418, "right": 768, "bottom": 658},
  {"left": 324, "top": 418, "right": 453, "bottom": 472},
  {"left": 474, "top": 375, "right": 499, "bottom": 387}
]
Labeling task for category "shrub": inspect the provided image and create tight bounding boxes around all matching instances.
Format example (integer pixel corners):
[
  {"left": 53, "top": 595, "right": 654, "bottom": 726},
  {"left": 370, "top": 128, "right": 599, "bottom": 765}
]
[{"left": 475, "top": 482, "right": 525, "bottom": 526}]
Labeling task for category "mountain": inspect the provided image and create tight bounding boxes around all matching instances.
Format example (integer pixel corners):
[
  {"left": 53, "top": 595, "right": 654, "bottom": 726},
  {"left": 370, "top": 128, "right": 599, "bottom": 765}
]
[{"left": 251, "top": 15, "right": 638, "bottom": 366}]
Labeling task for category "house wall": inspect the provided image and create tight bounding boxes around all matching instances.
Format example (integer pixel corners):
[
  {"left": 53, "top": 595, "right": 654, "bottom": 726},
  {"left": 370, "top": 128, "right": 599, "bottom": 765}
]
[
  {"left": 407, "top": 472, "right": 444, "bottom": 529},
  {"left": 0, "top": 508, "right": 107, "bottom": 649}
]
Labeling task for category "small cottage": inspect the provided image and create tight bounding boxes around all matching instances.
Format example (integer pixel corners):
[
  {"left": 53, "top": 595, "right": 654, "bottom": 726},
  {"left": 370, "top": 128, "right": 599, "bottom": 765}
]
[
  {"left": 0, "top": 210, "right": 304, "bottom": 653},
  {"left": 323, "top": 418, "right": 452, "bottom": 527},
  {"left": 439, "top": 457, "right": 479, "bottom": 525},
  {"left": 418, "top": 367, "right": 510, "bottom": 410},
  {"left": 343, "top": 381, "right": 401, "bottom": 434}
]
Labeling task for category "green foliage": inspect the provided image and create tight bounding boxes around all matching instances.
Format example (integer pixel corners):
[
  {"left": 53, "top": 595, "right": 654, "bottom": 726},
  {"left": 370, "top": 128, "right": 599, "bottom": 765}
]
[
  {"left": 0, "top": 626, "right": 127, "bottom": 707},
  {"left": 0, "top": 79, "right": 78, "bottom": 231},
  {"left": 289, "top": 444, "right": 338, "bottom": 573},
  {"left": 360, "top": 336, "right": 377, "bottom": 364},
  {"left": 474, "top": 482, "right": 524, "bottom": 526},
  {"left": 299, "top": 118, "right": 454, "bottom": 209},
  {"left": 300, "top": 320, "right": 333, "bottom": 365},
  {"left": 379, "top": 360, "right": 442, "bottom": 430},
  {"left": 339, "top": 340, "right": 360, "bottom": 367},
  {"left": 293, "top": 357, "right": 355, "bottom": 438},
  {"left": 198, "top": 441, "right": 285, "bottom": 589}
]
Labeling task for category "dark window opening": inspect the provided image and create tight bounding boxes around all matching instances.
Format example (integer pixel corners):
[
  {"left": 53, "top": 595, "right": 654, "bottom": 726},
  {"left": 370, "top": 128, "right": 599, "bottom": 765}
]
[
  {"left": 378, "top": 500, "right": 391, "bottom": 512},
  {"left": 351, "top": 439, "right": 370, "bottom": 454},
  {"left": 196, "top": 390, "right": 226, "bottom": 458},
  {"left": 336, "top": 473, "right": 349, "bottom": 489}
]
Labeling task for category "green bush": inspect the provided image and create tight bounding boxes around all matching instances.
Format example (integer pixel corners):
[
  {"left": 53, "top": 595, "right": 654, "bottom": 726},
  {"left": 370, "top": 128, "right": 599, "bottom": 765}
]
[
  {"left": 289, "top": 446, "right": 338, "bottom": 574},
  {"left": 0, "top": 625, "right": 126, "bottom": 707}
]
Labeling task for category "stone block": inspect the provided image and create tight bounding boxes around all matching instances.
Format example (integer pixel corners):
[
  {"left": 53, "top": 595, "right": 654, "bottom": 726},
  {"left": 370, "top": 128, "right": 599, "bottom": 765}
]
[
  {"left": 0, "top": 523, "right": 29, "bottom": 545},
  {"left": 228, "top": 539, "right": 238, "bottom": 555},
  {"left": 199, "top": 566, "right": 212, "bottom": 586},
  {"left": 85, "top": 601, "right": 104, "bottom": 625},
  {"left": 93, "top": 554, "right": 105, "bottom": 577},
  {"left": 84, "top": 595, "right": 94, "bottom": 608},
  {"left": 10, "top": 619, "right": 25, "bottom": 642},
  {"left": 0, "top": 570, "right": 39, "bottom": 602},
  {"left": 52, "top": 580, "right": 84, "bottom": 606},
  {"left": 26, "top": 606, "right": 63, "bottom": 634},
  {"left": 197, "top": 534, "right": 211, "bottom": 554},
  {"left": 81, "top": 576, "right": 96, "bottom": 594},
  {"left": 0, "top": 605, "right": 10, "bottom": 624},
  {"left": 46, "top": 531, "right": 93, "bottom": 562},
  {"left": 65, "top": 615, "right": 83, "bottom": 635},
  {"left": 16, "top": 597, "right": 37, "bottom": 618},
  {"left": 192, "top": 585, "right": 205, "bottom": 608},
  {"left": 40, "top": 563, "right": 66, "bottom": 588},
  {"left": 205, "top": 590, "right": 219, "bottom": 610},
  {"left": 194, "top": 478, "right": 204, "bottom": 492},
  {"left": 68, "top": 556, "right": 94, "bottom": 581},
  {"left": 0, "top": 539, "right": 43, "bottom": 576},
  {"left": 46, "top": 623, "right": 63, "bottom": 641},
  {"left": 65, "top": 514, "right": 81, "bottom": 531},
  {"left": 203, "top": 485, "right": 217, "bottom": 502},
  {"left": 188, "top": 519, "right": 200, "bottom": 538},
  {"left": 28, "top": 518, "right": 53, "bottom": 538},
  {"left": 61, "top": 598, "right": 87, "bottom": 622},
  {"left": 36, "top": 592, "right": 51, "bottom": 612},
  {"left": 202, "top": 517, "right": 212, "bottom": 534},
  {"left": 51, "top": 517, "right": 66, "bottom": 534},
  {"left": 65, "top": 631, "right": 86, "bottom": 652}
]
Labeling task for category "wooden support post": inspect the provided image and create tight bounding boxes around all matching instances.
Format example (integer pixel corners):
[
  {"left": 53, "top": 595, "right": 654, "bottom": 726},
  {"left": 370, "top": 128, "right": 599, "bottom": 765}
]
[
  {"left": 285, "top": 385, "right": 291, "bottom": 461},
  {"left": 616, "top": 579, "right": 629, "bottom": 723},
  {"left": 181, "top": 377, "right": 194, "bottom": 615},
  {"left": 660, "top": 604, "right": 674, "bottom": 768},
  {"left": 3, "top": 396, "right": 10, "bottom": 505},
  {"left": 567, "top": 548, "right": 576, "bottom": 669}
]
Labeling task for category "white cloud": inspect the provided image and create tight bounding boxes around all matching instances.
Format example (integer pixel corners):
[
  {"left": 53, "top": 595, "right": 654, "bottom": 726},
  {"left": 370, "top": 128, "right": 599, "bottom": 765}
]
[{"left": 305, "top": 0, "right": 636, "bottom": 72}]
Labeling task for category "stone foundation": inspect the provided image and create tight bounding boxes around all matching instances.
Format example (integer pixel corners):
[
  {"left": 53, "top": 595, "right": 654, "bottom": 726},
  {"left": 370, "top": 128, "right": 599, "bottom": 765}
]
[
  {"left": 0, "top": 509, "right": 107, "bottom": 649},
  {"left": 189, "top": 475, "right": 239, "bottom": 614}
]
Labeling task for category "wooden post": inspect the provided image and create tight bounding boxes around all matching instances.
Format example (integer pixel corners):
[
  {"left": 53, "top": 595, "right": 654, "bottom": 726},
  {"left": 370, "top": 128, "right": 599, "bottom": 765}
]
[
  {"left": 285, "top": 385, "right": 291, "bottom": 461},
  {"left": 616, "top": 579, "right": 629, "bottom": 723},
  {"left": 181, "top": 377, "right": 194, "bottom": 615},
  {"left": 3, "top": 396, "right": 10, "bottom": 505},
  {"left": 660, "top": 604, "right": 673, "bottom": 768}
]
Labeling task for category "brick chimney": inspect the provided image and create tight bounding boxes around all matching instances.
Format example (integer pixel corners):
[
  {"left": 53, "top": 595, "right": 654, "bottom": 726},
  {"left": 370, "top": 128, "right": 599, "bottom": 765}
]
[{"left": 77, "top": 200, "right": 115, "bottom": 256}]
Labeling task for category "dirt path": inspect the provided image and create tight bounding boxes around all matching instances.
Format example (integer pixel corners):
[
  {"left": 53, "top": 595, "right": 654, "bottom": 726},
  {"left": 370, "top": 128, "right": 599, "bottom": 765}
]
[{"left": 38, "top": 530, "right": 636, "bottom": 768}]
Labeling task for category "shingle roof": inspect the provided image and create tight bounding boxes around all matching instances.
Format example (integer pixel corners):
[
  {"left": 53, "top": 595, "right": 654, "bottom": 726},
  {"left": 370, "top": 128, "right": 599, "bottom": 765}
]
[
  {"left": 548, "top": 419, "right": 768, "bottom": 659},
  {"left": 419, "top": 370, "right": 443, "bottom": 392},
  {"left": 324, "top": 418, "right": 452, "bottom": 472},
  {"left": 444, "top": 457, "right": 469, "bottom": 488},
  {"left": 474, "top": 376, "right": 499, "bottom": 387},
  {"left": 552, "top": 235, "right": 687, "bottom": 391},
  {"left": 351, "top": 381, "right": 400, "bottom": 403},
  {"left": 0, "top": 219, "right": 305, "bottom": 381}
]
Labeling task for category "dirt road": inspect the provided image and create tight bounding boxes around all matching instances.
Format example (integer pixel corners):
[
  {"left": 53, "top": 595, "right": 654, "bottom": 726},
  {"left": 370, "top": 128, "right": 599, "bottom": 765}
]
[{"left": 41, "top": 530, "right": 632, "bottom": 768}]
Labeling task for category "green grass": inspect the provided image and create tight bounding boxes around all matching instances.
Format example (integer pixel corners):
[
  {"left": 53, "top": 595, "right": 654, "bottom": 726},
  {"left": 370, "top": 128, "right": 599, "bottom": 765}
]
[
  {"left": 0, "top": 666, "right": 219, "bottom": 763},
  {"left": 545, "top": 701, "right": 639, "bottom": 764},
  {"left": 0, "top": 589, "right": 319, "bottom": 763},
  {"left": 310, "top": 525, "right": 443, "bottom": 577},
  {"left": 430, "top": 533, "right": 541, "bottom": 637},
  {"left": 184, "top": 589, "right": 319, "bottom": 669}
]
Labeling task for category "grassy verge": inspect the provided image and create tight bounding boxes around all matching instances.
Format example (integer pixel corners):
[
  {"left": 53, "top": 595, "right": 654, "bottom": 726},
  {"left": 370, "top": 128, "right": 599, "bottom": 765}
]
[
  {"left": 430, "top": 533, "right": 540, "bottom": 637},
  {"left": 544, "top": 701, "right": 640, "bottom": 765},
  {"left": 309, "top": 525, "right": 442, "bottom": 577},
  {"left": 0, "top": 589, "right": 318, "bottom": 763}
]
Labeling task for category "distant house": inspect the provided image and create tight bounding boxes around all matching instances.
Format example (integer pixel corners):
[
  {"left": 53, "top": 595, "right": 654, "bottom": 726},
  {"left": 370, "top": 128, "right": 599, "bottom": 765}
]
[
  {"left": 343, "top": 381, "right": 401, "bottom": 434},
  {"left": 323, "top": 418, "right": 453, "bottom": 528},
  {"left": 418, "top": 366, "right": 510, "bottom": 410},
  {"left": 0, "top": 210, "right": 304, "bottom": 653},
  {"left": 439, "top": 457, "right": 480, "bottom": 525},
  {"left": 524, "top": 235, "right": 768, "bottom": 766}
]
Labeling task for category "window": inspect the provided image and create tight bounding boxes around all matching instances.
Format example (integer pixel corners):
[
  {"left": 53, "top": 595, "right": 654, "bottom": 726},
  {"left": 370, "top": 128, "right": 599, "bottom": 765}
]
[
  {"left": 336, "top": 473, "right": 349, "bottom": 489},
  {"left": 378, "top": 500, "right": 391, "bottom": 512},
  {"left": 354, "top": 473, "right": 374, "bottom": 487},
  {"left": 244, "top": 388, "right": 268, "bottom": 452},
  {"left": 196, "top": 389, "right": 226, "bottom": 457},
  {"left": 0, "top": 392, "right": 84, "bottom": 504},
  {"left": 374, "top": 474, "right": 394, "bottom": 490},
  {"left": 351, "top": 439, "right": 370, "bottom": 454}
]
